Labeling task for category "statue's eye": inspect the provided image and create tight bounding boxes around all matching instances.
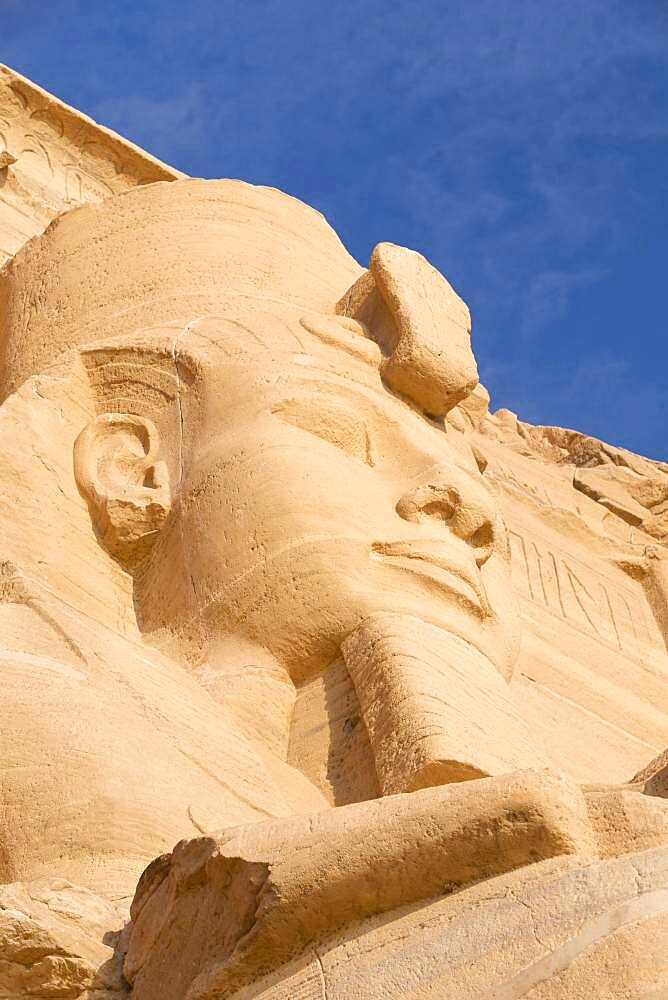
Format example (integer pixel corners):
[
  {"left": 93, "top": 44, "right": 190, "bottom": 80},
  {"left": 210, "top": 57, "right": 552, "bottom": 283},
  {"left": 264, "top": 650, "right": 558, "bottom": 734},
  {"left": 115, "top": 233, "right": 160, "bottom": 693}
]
[{"left": 272, "top": 398, "right": 374, "bottom": 466}]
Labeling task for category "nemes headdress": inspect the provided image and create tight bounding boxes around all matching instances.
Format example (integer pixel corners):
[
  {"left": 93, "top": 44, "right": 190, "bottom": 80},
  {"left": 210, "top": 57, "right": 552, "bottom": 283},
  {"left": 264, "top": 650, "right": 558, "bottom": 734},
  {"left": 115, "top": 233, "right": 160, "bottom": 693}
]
[{"left": 0, "top": 177, "right": 477, "bottom": 418}]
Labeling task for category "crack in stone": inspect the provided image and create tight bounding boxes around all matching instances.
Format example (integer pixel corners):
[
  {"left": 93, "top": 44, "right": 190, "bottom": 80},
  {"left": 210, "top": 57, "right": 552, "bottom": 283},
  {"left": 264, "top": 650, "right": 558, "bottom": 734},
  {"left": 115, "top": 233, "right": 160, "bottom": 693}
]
[
  {"left": 481, "top": 885, "right": 668, "bottom": 1000},
  {"left": 508, "top": 888, "right": 548, "bottom": 949},
  {"left": 171, "top": 318, "right": 203, "bottom": 608},
  {"left": 313, "top": 946, "right": 328, "bottom": 999}
]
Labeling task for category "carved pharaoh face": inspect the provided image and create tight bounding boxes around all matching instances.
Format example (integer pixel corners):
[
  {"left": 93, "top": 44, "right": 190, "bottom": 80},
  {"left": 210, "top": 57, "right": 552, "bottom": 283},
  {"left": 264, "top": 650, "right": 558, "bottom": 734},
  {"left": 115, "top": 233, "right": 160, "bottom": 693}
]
[
  {"left": 0, "top": 176, "right": 519, "bottom": 681},
  {"left": 76, "top": 301, "right": 520, "bottom": 683}
]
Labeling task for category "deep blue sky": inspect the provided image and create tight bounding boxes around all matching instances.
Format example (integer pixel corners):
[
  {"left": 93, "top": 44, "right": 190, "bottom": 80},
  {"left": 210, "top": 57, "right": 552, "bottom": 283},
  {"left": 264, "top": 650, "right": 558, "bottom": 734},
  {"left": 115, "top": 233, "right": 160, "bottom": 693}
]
[{"left": 3, "top": 1, "right": 667, "bottom": 459}]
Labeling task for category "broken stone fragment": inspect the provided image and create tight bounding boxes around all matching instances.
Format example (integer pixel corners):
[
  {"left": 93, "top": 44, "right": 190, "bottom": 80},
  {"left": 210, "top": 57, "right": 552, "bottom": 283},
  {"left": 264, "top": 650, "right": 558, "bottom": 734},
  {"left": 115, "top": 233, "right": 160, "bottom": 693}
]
[
  {"left": 0, "top": 878, "right": 127, "bottom": 998},
  {"left": 124, "top": 769, "right": 595, "bottom": 1000},
  {"left": 336, "top": 242, "right": 478, "bottom": 417},
  {"left": 632, "top": 748, "right": 668, "bottom": 799}
]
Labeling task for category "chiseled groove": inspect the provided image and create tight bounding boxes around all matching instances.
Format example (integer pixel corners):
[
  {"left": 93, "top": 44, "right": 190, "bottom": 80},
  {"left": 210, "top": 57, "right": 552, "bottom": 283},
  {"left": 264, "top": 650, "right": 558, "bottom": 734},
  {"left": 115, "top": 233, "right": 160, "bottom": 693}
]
[
  {"left": 482, "top": 886, "right": 668, "bottom": 1000},
  {"left": 172, "top": 317, "right": 204, "bottom": 607}
]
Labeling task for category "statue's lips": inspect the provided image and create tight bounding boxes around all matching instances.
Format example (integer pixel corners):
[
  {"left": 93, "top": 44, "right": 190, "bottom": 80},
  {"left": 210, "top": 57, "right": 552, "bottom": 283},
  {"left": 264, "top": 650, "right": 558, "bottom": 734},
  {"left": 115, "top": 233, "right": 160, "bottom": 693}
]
[{"left": 371, "top": 539, "right": 487, "bottom": 614}]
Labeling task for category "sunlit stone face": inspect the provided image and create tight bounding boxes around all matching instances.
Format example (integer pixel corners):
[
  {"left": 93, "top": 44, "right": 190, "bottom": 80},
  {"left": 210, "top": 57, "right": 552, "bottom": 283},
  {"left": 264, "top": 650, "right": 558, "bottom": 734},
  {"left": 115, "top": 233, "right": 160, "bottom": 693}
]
[{"left": 136, "top": 310, "right": 520, "bottom": 682}]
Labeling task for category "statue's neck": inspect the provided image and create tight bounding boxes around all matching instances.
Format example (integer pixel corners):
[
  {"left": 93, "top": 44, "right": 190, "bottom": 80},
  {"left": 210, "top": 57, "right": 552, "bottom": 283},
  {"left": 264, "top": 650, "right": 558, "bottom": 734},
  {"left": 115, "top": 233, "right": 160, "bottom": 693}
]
[{"left": 186, "top": 634, "right": 296, "bottom": 760}]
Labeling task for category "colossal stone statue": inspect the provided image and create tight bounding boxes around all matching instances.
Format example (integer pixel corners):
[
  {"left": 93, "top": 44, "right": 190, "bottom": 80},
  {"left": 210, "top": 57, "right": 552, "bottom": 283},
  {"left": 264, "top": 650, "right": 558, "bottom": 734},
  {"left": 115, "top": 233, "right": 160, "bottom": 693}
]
[
  {"left": 0, "top": 66, "right": 668, "bottom": 1000},
  {"left": 0, "top": 177, "right": 545, "bottom": 891}
]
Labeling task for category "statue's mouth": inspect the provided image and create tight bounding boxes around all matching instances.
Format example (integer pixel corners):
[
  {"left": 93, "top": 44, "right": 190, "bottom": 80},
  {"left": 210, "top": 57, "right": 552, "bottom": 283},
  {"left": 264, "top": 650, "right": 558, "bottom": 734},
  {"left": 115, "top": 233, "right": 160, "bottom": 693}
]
[{"left": 370, "top": 539, "right": 488, "bottom": 616}]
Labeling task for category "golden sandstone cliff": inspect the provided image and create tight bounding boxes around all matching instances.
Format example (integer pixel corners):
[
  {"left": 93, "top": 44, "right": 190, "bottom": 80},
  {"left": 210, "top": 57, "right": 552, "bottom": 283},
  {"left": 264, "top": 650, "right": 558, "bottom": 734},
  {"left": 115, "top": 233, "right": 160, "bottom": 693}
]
[{"left": 0, "top": 65, "right": 667, "bottom": 999}]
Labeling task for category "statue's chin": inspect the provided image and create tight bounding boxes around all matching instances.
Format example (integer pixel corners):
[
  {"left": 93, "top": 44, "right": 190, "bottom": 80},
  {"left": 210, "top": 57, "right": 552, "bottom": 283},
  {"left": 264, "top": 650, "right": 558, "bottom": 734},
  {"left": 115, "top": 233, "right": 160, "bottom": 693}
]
[
  {"left": 338, "top": 574, "right": 517, "bottom": 680},
  {"left": 194, "top": 598, "right": 514, "bottom": 687},
  {"left": 135, "top": 545, "right": 517, "bottom": 682}
]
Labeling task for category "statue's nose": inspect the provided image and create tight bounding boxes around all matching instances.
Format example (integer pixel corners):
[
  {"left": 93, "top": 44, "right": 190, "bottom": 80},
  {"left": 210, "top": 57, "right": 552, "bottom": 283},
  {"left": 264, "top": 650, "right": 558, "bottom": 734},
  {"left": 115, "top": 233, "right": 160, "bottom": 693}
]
[{"left": 396, "top": 466, "right": 497, "bottom": 567}]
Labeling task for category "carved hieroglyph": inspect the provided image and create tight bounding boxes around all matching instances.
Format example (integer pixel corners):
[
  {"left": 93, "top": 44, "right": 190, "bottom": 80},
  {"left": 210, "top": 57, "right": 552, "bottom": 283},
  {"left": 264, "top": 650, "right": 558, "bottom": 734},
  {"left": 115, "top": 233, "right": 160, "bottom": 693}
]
[
  {"left": 0, "top": 64, "right": 181, "bottom": 267},
  {"left": 0, "top": 68, "right": 667, "bottom": 1000}
]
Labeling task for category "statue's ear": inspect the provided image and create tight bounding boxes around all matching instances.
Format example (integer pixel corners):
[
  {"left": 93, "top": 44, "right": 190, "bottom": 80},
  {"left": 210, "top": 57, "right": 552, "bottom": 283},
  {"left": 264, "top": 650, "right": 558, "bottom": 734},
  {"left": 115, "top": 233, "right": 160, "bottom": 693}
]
[{"left": 74, "top": 413, "right": 171, "bottom": 569}]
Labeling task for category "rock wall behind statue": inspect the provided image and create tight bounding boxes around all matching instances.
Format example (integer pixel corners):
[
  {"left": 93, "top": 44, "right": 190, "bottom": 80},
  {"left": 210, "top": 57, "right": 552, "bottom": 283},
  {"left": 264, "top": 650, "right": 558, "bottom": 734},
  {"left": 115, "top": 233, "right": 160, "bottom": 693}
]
[{"left": 453, "top": 392, "right": 668, "bottom": 784}]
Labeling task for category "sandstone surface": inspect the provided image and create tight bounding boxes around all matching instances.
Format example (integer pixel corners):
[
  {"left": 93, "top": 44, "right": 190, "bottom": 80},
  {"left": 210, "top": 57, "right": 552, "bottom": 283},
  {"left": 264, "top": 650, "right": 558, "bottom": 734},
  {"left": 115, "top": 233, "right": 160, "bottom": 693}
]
[
  {"left": 0, "top": 67, "right": 667, "bottom": 998},
  {"left": 0, "top": 879, "right": 126, "bottom": 998},
  {"left": 0, "top": 64, "right": 181, "bottom": 268}
]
